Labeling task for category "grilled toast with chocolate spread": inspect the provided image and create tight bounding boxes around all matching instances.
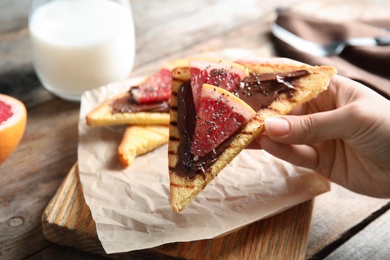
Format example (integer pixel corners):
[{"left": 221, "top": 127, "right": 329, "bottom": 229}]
[
  {"left": 168, "top": 59, "right": 336, "bottom": 212},
  {"left": 86, "top": 90, "right": 170, "bottom": 126},
  {"left": 86, "top": 59, "right": 188, "bottom": 127}
]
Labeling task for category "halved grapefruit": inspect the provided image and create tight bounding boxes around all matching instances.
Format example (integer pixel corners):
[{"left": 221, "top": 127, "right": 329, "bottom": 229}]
[
  {"left": 0, "top": 94, "right": 27, "bottom": 164},
  {"left": 191, "top": 84, "right": 255, "bottom": 160},
  {"left": 189, "top": 58, "right": 249, "bottom": 111}
]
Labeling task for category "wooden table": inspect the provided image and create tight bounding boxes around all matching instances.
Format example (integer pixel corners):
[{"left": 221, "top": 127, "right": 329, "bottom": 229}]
[{"left": 1, "top": 0, "right": 389, "bottom": 259}]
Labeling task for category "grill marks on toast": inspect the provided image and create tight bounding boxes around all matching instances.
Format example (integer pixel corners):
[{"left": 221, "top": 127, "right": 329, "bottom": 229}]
[{"left": 168, "top": 79, "right": 181, "bottom": 175}]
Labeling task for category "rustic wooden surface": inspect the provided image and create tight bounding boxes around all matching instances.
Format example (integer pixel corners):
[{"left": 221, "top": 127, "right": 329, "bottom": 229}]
[
  {"left": 1, "top": 0, "right": 390, "bottom": 259},
  {"left": 324, "top": 209, "right": 390, "bottom": 260},
  {"left": 42, "top": 164, "right": 314, "bottom": 259}
]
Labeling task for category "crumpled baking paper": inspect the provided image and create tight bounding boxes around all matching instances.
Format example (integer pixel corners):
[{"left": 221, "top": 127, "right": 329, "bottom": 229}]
[{"left": 77, "top": 50, "right": 330, "bottom": 254}]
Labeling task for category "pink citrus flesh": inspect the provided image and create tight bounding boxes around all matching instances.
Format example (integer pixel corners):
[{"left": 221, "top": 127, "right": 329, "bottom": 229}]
[
  {"left": 189, "top": 58, "right": 249, "bottom": 112},
  {"left": 0, "top": 94, "right": 27, "bottom": 164},
  {"left": 132, "top": 67, "right": 172, "bottom": 104},
  {"left": 191, "top": 84, "right": 255, "bottom": 160}
]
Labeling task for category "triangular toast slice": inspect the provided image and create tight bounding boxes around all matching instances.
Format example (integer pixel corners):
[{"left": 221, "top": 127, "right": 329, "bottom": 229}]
[
  {"left": 86, "top": 59, "right": 188, "bottom": 127},
  {"left": 86, "top": 90, "right": 170, "bottom": 126},
  {"left": 168, "top": 59, "right": 337, "bottom": 212},
  {"left": 118, "top": 125, "right": 169, "bottom": 167}
]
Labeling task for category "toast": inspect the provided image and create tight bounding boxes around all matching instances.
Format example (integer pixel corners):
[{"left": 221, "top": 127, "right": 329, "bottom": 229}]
[
  {"left": 86, "top": 59, "right": 188, "bottom": 127},
  {"left": 118, "top": 125, "right": 169, "bottom": 167},
  {"left": 168, "top": 59, "right": 337, "bottom": 212},
  {"left": 86, "top": 90, "right": 170, "bottom": 126}
]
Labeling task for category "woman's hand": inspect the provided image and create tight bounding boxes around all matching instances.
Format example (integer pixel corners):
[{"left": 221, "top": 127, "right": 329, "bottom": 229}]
[{"left": 257, "top": 74, "right": 390, "bottom": 197}]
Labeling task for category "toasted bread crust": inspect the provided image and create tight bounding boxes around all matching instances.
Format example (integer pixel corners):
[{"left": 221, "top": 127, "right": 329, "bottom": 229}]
[
  {"left": 118, "top": 125, "right": 169, "bottom": 167},
  {"left": 86, "top": 92, "right": 170, "bottom": 126},
  {"left": 168, "top": 61, "right": 337, "bottom": 212}
]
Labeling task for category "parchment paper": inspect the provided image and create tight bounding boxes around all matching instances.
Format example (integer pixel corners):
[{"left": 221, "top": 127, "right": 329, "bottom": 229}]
[{"left": 77, "top": 50, "right": 330, "bottom": 254}]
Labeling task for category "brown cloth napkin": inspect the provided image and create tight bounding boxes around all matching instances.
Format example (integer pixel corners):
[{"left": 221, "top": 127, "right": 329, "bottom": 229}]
[{"left": 273, "top": 10, "right": 390, "bottom": 98}]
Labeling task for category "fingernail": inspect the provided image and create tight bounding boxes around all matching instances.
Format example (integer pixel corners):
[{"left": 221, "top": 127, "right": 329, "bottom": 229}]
[{"left": 265, "top": 117, "right": 290, "bottom": 136}]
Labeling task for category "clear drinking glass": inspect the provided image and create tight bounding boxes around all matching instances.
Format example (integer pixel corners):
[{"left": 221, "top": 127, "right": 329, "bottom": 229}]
[{"left": 29, "top": 0, "right": 135, "bottom": 101}]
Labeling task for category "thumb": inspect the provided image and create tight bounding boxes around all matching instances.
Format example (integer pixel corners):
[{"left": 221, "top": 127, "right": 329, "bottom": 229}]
[{"left": 263, "top": 109, "right": 351, "bottom": 144}]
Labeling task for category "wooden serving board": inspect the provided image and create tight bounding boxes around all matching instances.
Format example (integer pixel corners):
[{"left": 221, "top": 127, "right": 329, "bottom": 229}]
[{"left": 42, "top": 163, "right": 314, "bottom": 259}]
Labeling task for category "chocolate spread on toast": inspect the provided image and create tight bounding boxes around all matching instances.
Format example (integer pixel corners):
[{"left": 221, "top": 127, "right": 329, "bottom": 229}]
[{"left": 111, "top": 87, "right": 169, "bottom": 113}]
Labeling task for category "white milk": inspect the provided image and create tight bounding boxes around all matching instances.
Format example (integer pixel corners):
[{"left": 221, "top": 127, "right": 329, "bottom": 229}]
[{"left": 29, "top": 0, "right": 135, "bottom": 101}]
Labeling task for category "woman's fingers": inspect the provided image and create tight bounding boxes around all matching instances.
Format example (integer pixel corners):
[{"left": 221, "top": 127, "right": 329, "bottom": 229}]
[{"left": 263, "top": 106, "right": 355, "bottom": 145}]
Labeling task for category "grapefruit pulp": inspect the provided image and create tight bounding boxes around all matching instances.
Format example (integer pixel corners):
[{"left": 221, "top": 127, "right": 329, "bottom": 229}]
[
  {"left": 132, "top": 59, "right": 188, "bottom": 104},
  {"left": 0, "top": 94, "right": 27, "bottom": 164},
  {"left": 191, "top": 84, "right": 255, "bottom": 160},
  {"left": 189, "top": 58, "right": 249, "bottom": 112},
  {"left": 131, "top": 67, "right": 172, "bottom": 104}
]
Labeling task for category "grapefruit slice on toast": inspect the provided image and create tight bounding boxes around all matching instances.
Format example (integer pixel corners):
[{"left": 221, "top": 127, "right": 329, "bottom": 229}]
[
  {"left": 131, "top": 67, "right": 172, "bottom": 104},
  {"left": 189, "top": 58, "right": 249, "bottom": 111},
  {"left": 86, "top": 59, "right": 188, "bottom": 126},
  {"left": 191, "top": 84, "right": 255, "bottom": 160}
]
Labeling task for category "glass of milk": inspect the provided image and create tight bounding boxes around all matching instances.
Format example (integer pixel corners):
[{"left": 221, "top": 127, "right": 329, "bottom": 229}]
[{"left": 29, "top": 0, "right": 135, "bottom": 101}]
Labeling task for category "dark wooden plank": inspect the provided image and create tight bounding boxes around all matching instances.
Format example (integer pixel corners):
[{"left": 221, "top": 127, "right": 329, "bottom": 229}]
[
  {"left": 323, "top": 207, "right": 390, "bottom": 260},
  {"left": 26, "top": 244, "right": 108, "bottom": 260},
  {"left": 131, "top": 0, "right": 294, "bottom": 66},
  {"left": 0, "top": 65, "right": 53, "bottom": 108},
  {"left": 0, "top": 98, "right": 79, "bottom": 260},
  {"left": 306, "top": 185, "right": 390, "bottom": 258},
  {"left": 0, "top": 0, "right": 285, "bottom": 68}
]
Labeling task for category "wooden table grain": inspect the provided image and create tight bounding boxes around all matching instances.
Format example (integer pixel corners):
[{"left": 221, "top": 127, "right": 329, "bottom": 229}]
[{"left": 1, "top": 0, "right": 389, "bottom": 259}]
